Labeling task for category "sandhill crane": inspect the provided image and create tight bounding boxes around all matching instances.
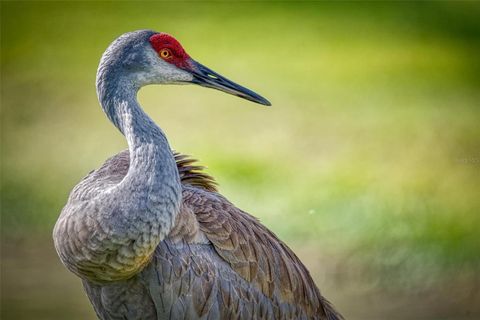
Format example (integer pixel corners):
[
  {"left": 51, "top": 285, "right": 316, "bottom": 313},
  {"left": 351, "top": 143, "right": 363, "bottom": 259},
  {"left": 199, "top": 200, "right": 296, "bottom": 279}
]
[{"left": 53, "top": 30, "right": 343, "bottom": 320}]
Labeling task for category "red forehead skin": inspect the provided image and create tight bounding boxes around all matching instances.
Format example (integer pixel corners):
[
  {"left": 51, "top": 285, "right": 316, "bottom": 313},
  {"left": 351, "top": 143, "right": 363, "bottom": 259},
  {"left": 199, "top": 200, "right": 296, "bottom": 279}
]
[{"left": 149, "top": 33, "right": 192, "bottom": 69}]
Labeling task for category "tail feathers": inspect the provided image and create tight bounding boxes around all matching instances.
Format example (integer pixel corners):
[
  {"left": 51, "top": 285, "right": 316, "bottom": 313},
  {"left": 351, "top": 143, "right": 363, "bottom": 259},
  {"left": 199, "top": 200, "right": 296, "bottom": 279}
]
[{"left": 321, "top": 296, "right": 345, "bottom": 320}]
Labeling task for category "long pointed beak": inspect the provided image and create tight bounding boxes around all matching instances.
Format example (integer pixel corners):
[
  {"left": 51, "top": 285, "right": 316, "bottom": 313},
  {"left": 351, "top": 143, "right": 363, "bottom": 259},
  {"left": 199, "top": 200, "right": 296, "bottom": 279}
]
[{"left": 186, "top": 59, "right": 271, "bottom": 106}]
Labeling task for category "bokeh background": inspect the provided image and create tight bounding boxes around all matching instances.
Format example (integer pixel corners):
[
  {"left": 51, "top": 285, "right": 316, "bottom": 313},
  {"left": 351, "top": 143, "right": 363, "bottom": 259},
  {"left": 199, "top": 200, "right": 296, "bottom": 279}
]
[{"left": 1, "top": 2, "right": 480, "bottom": 319}]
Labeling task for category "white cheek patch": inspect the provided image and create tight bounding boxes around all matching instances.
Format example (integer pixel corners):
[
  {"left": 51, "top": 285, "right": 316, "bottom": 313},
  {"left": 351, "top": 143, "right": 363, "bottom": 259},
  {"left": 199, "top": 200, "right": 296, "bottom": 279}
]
[{"left": 140, "top": 48, "right": 193, "bottom": 85}]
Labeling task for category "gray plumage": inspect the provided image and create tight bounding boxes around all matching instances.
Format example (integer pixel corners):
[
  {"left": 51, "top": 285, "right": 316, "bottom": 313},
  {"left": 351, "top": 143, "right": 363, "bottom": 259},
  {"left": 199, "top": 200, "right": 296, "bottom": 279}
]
[{"left": 53, "top": 30, "right": 343, "bottom": 319}]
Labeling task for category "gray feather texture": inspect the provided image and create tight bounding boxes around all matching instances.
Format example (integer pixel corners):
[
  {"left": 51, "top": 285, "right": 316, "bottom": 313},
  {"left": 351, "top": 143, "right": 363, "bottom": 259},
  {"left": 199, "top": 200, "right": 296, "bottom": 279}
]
[{"left": 53, "top": 30, "right": 344, "bottom": 319}]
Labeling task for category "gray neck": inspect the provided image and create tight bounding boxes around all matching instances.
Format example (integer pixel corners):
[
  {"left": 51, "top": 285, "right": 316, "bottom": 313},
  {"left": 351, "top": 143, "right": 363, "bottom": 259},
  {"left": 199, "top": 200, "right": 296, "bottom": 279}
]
[
  {"left": 53, "top": 32, "right": 183, "bottom": 283},
  {"left": 97, "top": 67, "right": 181, "bottom": 203},
  {"left": 78, "top": 68, "right": 182, "bottom": 281}
]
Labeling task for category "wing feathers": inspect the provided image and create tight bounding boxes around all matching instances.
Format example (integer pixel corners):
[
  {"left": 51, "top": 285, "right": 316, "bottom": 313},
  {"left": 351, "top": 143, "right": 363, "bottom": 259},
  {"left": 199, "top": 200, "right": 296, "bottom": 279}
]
[{"left": 179, "top": 187, "right": 343, "bottom": 319}]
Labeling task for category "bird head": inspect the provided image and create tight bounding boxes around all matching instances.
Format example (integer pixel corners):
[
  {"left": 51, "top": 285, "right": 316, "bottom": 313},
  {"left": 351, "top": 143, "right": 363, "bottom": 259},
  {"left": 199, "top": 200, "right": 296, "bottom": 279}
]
[{"left": 98, "top": 30, "right": 270, "bottom": 106}]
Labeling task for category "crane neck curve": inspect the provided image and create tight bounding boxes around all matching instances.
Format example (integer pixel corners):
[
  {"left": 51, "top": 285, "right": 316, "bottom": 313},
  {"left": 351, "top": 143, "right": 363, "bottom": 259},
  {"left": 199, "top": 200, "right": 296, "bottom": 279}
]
[
  {"left": 54, "top": 35, "right": 183, "bottom": 283},
  {"left": 80, "top": 66, "right": 183, "bottom": 282},
  {"left": 96, "top": 64, "right": 182, "bottom": 209}
]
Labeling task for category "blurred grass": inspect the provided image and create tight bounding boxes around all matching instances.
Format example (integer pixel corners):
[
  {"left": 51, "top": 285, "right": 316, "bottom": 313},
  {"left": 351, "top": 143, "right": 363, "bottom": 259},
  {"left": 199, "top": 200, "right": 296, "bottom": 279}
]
[{"left": 1, "top": 1, "right": 480, "bottom": 319}]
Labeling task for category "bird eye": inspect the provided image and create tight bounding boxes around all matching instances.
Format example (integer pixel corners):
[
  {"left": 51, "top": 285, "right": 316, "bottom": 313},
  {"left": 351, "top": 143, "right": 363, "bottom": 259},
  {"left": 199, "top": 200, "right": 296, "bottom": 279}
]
[{"left": 159, "top": 48, "right": 173, "bottom": 60}]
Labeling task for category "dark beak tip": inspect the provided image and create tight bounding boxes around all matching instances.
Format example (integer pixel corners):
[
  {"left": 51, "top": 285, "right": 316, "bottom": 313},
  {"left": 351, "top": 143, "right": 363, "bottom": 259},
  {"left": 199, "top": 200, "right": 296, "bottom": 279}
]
[
  {"left": 190, "top": 60, "right": 272, "bottom": 107},
  {"left": 250, "top": 93, "right": 271, "bottom": 107},
  {"left": 261, "top": 100, "right": 272, "bottom": 107},
  {"left": 248, "top": 96, "right": 271, "bottom": 107}
]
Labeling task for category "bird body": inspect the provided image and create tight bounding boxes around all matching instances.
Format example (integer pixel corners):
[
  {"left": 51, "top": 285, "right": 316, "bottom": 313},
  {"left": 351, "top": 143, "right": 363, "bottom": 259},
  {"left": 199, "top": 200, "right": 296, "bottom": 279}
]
[{"left": 53, "top": 30, "right": 343, "bottom": 319}]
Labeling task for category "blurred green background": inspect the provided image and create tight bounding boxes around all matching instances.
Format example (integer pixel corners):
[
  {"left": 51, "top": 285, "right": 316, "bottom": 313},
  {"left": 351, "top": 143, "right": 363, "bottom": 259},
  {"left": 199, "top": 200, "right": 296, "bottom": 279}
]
[{"left": 1, "top": 1, "right": 480, "bottom": 319}]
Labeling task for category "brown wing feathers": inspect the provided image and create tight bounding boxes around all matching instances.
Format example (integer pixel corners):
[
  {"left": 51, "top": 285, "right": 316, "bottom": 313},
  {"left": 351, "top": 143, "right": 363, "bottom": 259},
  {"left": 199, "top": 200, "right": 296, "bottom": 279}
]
[
  {"left": 181, "top": 188, "right": 340, "bottom": 319},
  {"left": 174, "top": 152, "right": 218, "bottom": 192},
  {"left": 170, "top": 153, "right": 341, "bottom": 318}
]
